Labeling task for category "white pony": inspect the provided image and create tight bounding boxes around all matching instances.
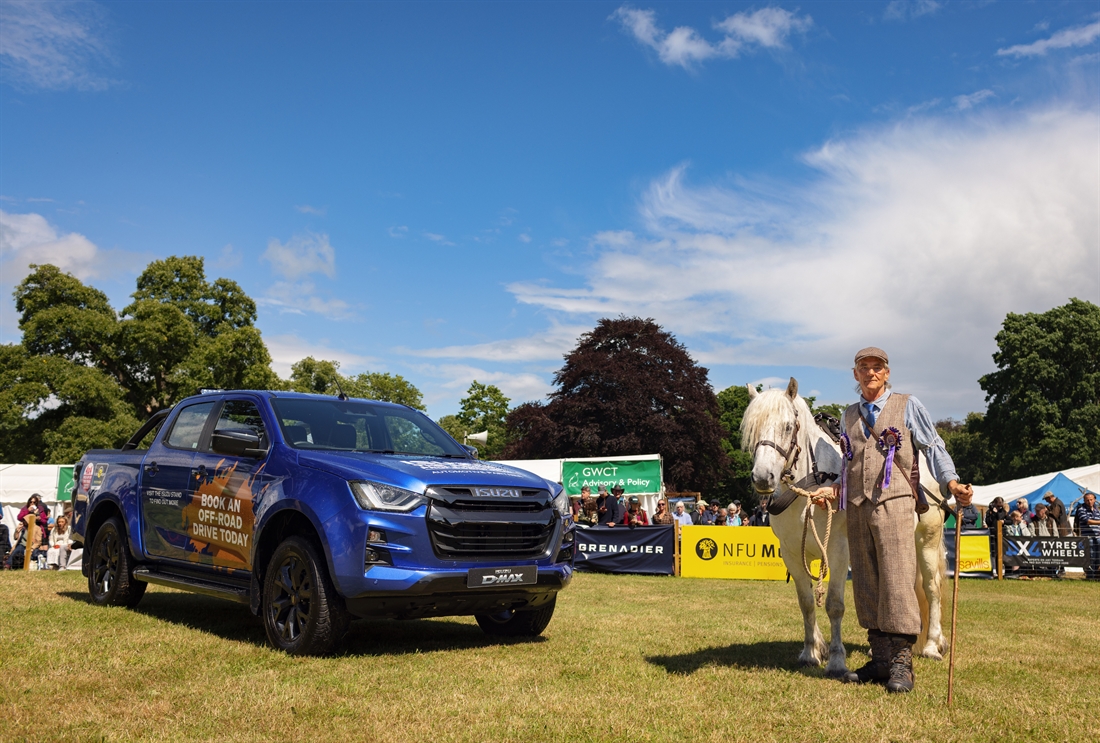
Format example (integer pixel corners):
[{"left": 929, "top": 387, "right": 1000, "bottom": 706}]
[{"left": 741, "top": 378, "right": 948, "bottom": 677}]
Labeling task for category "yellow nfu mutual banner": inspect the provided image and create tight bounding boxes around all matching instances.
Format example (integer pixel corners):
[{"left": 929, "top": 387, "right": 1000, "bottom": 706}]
[{"left": 681, "top": 525, "right": 789, "bottom": 580}]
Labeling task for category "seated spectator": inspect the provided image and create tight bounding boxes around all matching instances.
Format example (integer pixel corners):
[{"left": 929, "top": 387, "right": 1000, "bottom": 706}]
[
  {"left": 1013, "top": 498, "right": 1033, "bottom": 525},
  {"left": 623, "top": 496, "right": 649, "bottom": 527},
  {"left": 701, "top": 500, "right": 719, "bottom": 525},
  {"left": 17, "top": 493, "right": 49, "bottom": 537},
  {"left": 1005, "top": 510, "right": 1032, "bottom": 536},
  {"left": 957, "top": 502, "right": 981, "bottom": 530},
  {"left": 692, "top": 501, "right": 707, "bottom": 525},
  {"left": 651, "top": 499, "right": 673, "bottom": 525},
  {"left": 47, "top": 515, "right": 74, "bottom": 570},
  {"left": 1074, "top": 491, "right": 1100, "bottom": 580},
  {"left": 1032, "top": 504, "right": 1059, "bottom": 537},
  {"left": 672, "top": 502, "right": 693, "bottom": 527}
]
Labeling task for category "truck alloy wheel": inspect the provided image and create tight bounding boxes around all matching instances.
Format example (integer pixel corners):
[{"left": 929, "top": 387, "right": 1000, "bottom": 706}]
[
  {"left": 262, "top": 536, "right": 349, "bottom": 655},
  {"left": 88, "top": 516, "right": 146, "bottom": 607}
]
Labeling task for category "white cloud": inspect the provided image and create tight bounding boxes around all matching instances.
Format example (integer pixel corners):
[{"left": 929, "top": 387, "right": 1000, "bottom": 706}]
[
  {"left": 423, "top": 232, "right": 455, "bottom": 246},
  {"left": 884, "top": 0, "right": 941, "bottom": 22},
  {"left": 257, "top": 280, "right": 354, "bottom": 320},
  {"left": 953, "top": 89, "right": 995, "bottom": 110},
  {"left": 262, "top": 232, "right": 335, "bottom": 279},
  {"left": 1, "top": 209, "right": 107, "bottom": 280},
  {"left": 414, "top": 363, "right": 554, "bottom": 405},
  {"left": 400, "top": 323, "right": 589, "bottom": 363},
  {"left": 264, "top": 333, "right": 377, "bottom": 379},
  {"left": 294, "top": 204, "right": 326, "bottom": 216},
  {"left": 518, "top": 233, "right": 532, "bottom": 243},
  {"left": 506, "top": 106, "right": 1100, "bottom": 414},
  {"left": 388, "top": 225, "right": 408, "bottom": 238},
  {"left": 612, "top": 5, "right": 812, "bottom": 69},
  {"left": 0, "top": 0, "right": 117, "bottom": 91},
  {"left": 997, "top": 19, "right": 1100, "bottom": 58},
  {"left": 214, "top": 243, "right": 241, "bottom": 270}
]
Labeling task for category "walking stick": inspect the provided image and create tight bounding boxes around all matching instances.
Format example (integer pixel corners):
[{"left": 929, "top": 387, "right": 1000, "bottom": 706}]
[{"left": 947, "top": 495, "right": 966, "bottom": 705}]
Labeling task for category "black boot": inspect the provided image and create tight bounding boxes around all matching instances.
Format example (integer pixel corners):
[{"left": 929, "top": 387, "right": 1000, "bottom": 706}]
[
  {"left": 885, "top": 635, "right": 915, "bottom": 693},
  {"left": 843, "top": 630, "right": 890, "bottom": 684}
]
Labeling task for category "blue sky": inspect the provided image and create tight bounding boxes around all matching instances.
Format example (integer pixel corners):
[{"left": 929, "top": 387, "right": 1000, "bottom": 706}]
[{"left": 2, "top": 0, "right": 1098, "bottom": 420}]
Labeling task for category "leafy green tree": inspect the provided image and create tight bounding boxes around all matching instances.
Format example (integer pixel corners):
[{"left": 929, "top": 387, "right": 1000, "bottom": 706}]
[
  {"left": 712, "top": 384, "right": 760, "bottom": 509},
  {"left": 937, "top": 414, "right": 995, "bottom": 485},
  {"left": 288, "top": 357, "right": 425, "bottom": 410},
  {"left": 979, "top": 298, "right": 1100, "bottom": 479},
  {"left": 10, "top": 257, "right": 283, "bottom": 462},
  {"left": 503, "top": 317, "right": 728, "bottom": 492},
  {"left": 453, "top": 381, "right": 511, "bottom": 459}
]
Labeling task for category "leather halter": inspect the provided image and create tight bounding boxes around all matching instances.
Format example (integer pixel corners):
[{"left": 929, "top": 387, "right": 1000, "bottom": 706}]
[{"left": 755, "top": 416, "right": 802, "bottom": 482}]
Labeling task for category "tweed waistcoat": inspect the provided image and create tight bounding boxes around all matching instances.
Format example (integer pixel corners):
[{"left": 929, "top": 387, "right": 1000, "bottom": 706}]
[{"left": 843, "top": 393, "right": 914, "bottom": 507}]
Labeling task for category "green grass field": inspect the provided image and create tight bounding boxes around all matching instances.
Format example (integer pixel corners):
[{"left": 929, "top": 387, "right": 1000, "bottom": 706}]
[{"left": 1, "top": 569, "right": 1096, "bottom": 743}]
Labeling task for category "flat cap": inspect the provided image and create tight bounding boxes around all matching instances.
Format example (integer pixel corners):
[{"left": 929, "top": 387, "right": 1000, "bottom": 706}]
[{"left": 854, "top": 347, "right": 889, "bottom": 365}]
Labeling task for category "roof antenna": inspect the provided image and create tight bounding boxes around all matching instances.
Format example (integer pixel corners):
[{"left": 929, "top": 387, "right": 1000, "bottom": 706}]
[{"left": 333, "top": 377, "right": 349, "bottom": 401}]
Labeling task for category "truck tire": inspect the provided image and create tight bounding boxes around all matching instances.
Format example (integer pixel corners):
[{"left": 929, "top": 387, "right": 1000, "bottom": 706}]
[
  {"left": 88, "top": 516, "right": 147, "bottom": 608},
  {"left": 475, "top": 595, "right": 556, "bottom": 637},
  {"left": 262, "top": 536, "right": 350, "bottom": 656}
]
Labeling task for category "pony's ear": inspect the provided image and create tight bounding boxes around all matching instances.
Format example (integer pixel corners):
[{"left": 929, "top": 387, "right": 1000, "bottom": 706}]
[
  {"left": 746, "top": 383, "right": 758, "bottom": 399},
  {"left": 785, "top": 377, "right": 798, "bottom": 399}
]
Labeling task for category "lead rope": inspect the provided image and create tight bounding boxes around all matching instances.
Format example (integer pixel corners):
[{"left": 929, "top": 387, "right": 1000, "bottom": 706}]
[{"left": 782, "top": 474, "right": 836, "bottom": 607}]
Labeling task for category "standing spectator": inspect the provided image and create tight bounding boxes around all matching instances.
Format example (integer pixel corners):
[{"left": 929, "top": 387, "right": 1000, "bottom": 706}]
[
  {"left": 0, "top": 520, "right": 10, "bottom": 568},
  {"left": 623, "top": 497, "right": 649, "bottom": 527},
  {"left": 726, "top": 502, "right": 741, "bottom": 526},
  {"left": 956, "top": 502, "right": 981, "bottom": 530},
  {"left": 47, "top": 515, "right": 74, "bottom": 569},
  {"left": 715, "top": 508, "right": 728, "bottom": 526},
  {"left": 613, "top": 485, "right": 628, "bottom": 514},
  {"left": 691, "top": 501, "right": 707, "bottom": 525},
  {"left": 1043, "top": 491, "right": 1071, "bottom": 536},
  {"left": 985, "top": 497, "right": 1009, "bottom": 531},
  {"left": 651, "top": 499, "right": 673, "bottom": 525},
  {"left": 750, "top": 499, "right": 770, "bottom": 527},
  {"left": 672, "top": 502, "right": 693, "bottom": 528},
  {"left": 596, "top": 486, "right": 622, "bottom": 527},
  {"left": 1013, "top": 498, "right": 1033, "bottom": 525},
  {"left": 1073, "top": 492, "right": 1100, "bottom": 580}
]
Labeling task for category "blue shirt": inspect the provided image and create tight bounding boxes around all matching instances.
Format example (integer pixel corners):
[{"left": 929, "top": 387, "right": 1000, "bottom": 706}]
[
  {"left": 1074, "top": 501, "right": 1100, "bottom": 537},
  {"left": 672, "top": 511, "right": 693, "bottom": 527},
  {"left": 860, "top": 389, "right": 959, "bottom": 488}
]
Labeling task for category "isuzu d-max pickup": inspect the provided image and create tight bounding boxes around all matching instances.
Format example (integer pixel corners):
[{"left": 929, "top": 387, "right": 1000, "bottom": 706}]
[{"left": 71, "top": 391, "right": 574, "bottom": 655}]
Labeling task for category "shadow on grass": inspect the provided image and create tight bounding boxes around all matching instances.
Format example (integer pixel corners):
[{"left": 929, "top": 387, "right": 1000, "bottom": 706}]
[
  {"left": 58, "top": 591, "right": 544, "bottom": 656},
  {"left": 647, "top": 640, "right": 831, "bottom": 676}
]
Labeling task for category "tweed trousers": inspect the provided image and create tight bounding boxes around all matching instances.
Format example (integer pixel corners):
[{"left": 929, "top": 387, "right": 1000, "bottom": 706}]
[{"left": 847, "top": 495, "right": 921, "bottom": 636}]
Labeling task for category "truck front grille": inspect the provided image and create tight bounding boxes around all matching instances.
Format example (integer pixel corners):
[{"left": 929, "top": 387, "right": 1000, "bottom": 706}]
[{"left": 425, "top": 488, "right": 556, "bottom": 559}]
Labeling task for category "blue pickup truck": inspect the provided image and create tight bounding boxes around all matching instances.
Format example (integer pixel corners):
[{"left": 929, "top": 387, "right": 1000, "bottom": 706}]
[{"left": 71, "top": 390, "right": 574, "bottom": 655}]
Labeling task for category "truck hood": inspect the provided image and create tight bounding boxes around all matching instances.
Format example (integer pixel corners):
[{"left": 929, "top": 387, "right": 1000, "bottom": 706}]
[{"left": 295, "top": 451, "right": 556, "bottom": 493}]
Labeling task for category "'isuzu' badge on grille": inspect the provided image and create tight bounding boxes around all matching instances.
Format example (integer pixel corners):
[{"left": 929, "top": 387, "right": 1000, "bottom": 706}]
[{"left": 474, "top": 487, "right": 522, "bottom": 498}]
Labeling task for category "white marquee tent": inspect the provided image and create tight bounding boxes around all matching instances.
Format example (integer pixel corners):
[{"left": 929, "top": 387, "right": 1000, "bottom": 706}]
[{"left": 969, "top": 463, "right": 1099, "bottom": 508}]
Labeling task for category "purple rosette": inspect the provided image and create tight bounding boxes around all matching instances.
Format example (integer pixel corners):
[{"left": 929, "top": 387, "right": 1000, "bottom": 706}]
[
  {"left": 839, "top": 432, "right": 852, "bottom": 510},
  {"left": 877, "top": 426, "right": 902, "bottom": 488}
]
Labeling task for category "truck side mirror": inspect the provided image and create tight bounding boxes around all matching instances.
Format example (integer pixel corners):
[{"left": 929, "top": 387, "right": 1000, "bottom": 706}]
[
  {"left": 211, "top": 429, "right": 266, "bottom": 458},
  {"left": 461, "top": 444, "right": 479, "bottom": 460}
]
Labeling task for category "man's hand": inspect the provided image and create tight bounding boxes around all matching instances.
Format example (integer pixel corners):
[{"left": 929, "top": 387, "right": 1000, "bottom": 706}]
[
  {"left": 810, "top": 486, "right": 835, "bottom": 510},
  {"left": 949, "top": 480, "right": 973, "bottom": 507}
]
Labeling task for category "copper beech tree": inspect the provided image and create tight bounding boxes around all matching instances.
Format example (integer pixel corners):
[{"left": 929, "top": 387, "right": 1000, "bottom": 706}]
[{"left": 503, "top": 316, "right": 728, "bottom": 493}]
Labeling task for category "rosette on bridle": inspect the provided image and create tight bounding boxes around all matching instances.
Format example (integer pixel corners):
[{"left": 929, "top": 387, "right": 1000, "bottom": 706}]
[
  {"left": 876, "top": 426, "right": 903, "bottom": 488},
  {"left": 838, "top": 432, "right": 852, "bottom": 510}
]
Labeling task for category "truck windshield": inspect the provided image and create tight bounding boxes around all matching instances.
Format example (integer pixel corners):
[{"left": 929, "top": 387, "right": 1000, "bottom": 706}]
[{"left": 270, "top": 398, "right": 468, "bottom": 457}]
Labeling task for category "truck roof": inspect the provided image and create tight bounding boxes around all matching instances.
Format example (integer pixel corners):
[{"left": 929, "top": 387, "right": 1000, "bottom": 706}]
[{"left": 174, "top": 390, "right": 416, "bottom": 411}]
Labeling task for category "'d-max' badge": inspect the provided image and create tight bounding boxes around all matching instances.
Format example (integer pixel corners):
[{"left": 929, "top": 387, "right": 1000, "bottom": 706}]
[{"left": 467, "top": 566, "right": 537, "bottom": 588}]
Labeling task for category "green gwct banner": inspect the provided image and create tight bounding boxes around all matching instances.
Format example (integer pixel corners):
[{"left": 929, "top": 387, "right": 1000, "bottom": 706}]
[
  {"left": 562, "top": 459, "right": 661, "bottom": 496},
  {"left": 56, "top": 465, "right": 75, "bottom": 502}
]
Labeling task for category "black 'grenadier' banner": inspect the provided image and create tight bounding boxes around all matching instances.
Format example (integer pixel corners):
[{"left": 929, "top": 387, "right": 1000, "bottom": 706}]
[{"left": 574, "top": 525, "right": 675, "bottom": 575}]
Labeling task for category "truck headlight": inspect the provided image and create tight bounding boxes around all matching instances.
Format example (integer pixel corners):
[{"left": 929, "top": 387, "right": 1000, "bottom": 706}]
[
  {"left": 350, "top": 481, "right": 426, "bottom": 512},
  {"left": 552, "top": 489, "right": 570, "bottom": 517}
]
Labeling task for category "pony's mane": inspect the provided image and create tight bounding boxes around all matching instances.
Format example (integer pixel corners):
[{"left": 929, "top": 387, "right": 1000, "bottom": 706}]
[{"left": 740, "top": 389, "right": 815, "bottom": 451}]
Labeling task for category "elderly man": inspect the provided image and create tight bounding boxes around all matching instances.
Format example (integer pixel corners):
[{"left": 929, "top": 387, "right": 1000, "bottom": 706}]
[
  {"left": 816, "top": 347, "right": 972, "bottom": 694},
  {"left": 672, "top": 501, "right": 693, "bottom": 527}
]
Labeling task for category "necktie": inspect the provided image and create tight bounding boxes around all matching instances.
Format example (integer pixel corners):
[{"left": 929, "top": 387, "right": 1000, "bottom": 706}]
[{"left": 864, "top": 402, "right": 877, "bottom": 428}]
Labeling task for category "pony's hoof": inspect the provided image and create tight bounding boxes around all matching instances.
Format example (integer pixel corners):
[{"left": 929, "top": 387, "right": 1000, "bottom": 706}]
[
  {"left": 825, "top": 667, "right": 849, "bottom": 679},
  {"left": 918, "top": 644, "right": 943, "bottom": 661},
  {"left": 798, "top": 658, "right": 822, "bottom": 668}
]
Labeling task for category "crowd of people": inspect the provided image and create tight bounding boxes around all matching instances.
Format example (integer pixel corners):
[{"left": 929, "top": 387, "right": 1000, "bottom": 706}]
[
  {"left": 1, "top": 493, "right": 78, "bottom": 571},
  {"left": 568, "top": 486, "right": 770, "bottom": 528}
]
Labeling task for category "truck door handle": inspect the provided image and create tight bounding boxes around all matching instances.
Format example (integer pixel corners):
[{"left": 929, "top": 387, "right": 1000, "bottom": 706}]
[{"left": 144, "top": 461, "right": 159, "bottom": 477}]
